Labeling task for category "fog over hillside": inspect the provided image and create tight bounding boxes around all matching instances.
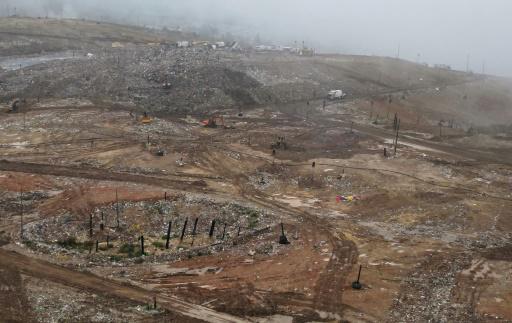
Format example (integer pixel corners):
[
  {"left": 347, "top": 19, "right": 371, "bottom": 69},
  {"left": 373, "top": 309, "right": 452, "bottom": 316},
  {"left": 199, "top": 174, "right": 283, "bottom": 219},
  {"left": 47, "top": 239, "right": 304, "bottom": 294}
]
[{"left": 2, "top": 0, "right": 512, "bottom": 77}]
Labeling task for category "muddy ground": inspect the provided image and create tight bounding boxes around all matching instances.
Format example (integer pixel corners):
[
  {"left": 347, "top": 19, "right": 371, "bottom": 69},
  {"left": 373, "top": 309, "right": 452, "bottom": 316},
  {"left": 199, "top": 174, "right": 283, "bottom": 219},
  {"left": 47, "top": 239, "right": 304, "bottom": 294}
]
[{"left": 1, "top": 17, "right": 512, "bottom": 323}]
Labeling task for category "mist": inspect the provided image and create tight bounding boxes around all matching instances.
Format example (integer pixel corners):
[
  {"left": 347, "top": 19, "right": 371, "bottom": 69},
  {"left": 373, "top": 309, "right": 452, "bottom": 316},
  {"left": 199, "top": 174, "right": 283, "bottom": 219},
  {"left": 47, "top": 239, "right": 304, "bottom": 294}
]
[{"left": 2, "top": 0, "right": 512, "bottom": 77}]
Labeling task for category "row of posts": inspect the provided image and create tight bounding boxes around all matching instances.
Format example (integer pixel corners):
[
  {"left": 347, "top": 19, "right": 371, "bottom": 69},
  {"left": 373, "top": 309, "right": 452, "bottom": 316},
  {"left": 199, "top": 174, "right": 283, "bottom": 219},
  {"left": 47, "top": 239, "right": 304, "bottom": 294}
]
[
  {"left": 88, "top": 216, "right": 241, "bottom": 253},
  {"left": 87, "top": 192, "right": 294, "bottom": 253}
]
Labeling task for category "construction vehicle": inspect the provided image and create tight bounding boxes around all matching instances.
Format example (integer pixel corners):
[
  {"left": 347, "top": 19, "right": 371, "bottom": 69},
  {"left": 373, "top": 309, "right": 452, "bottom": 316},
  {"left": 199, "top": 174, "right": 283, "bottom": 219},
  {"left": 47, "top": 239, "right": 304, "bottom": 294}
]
[
  {"left": 328, "top": 89, "right": 346, "bottom": 100},
  {"left": 140, "top": 111, "right": 152, "bottom": 124},
  {"left": 201, "top": 115, "right": 225, "bottom": 128},
  {"left": 11, "top": 99, "right": 20, "bottom": 112},
  {"left": 7, "top": 99, "right": 23, "bottom": 113}
]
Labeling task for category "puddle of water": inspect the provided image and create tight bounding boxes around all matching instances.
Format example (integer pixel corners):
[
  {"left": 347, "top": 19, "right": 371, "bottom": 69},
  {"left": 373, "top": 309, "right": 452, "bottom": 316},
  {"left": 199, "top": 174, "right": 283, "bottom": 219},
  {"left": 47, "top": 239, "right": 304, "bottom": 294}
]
[{"left": 0, "top": 51, "right": 81, "bottom": 70}]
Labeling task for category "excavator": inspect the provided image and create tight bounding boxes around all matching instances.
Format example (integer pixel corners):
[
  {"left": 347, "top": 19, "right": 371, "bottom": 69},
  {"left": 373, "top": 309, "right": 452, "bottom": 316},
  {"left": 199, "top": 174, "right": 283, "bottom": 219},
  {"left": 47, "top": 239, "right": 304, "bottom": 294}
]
[
  {"left": 201, "top": 115, "right": 225, "bottom": 128},
  {"left": 140, "top": 111, "right": 152, "bottom": 124}
]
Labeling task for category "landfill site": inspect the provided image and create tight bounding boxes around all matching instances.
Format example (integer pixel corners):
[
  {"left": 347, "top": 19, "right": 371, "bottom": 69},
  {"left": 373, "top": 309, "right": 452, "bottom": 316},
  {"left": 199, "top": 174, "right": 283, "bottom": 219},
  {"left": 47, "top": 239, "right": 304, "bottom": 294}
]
[{"left": 1, "top": 17, "right": 512, "bottom": 323}]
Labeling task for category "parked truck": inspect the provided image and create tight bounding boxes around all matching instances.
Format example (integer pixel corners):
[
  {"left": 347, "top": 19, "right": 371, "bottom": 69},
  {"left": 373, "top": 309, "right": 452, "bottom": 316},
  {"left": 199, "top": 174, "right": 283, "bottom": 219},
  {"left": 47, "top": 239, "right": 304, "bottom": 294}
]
[{"left": 328, "top": 90, "right": 346, "bottom": 100}]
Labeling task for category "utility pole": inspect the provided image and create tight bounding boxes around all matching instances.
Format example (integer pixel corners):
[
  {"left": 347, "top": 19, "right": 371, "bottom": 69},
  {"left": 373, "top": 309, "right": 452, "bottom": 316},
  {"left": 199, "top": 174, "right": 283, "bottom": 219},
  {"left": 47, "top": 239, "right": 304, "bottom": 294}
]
[{"left": 466, "top": 54, "right": 470, "bottom": 73}]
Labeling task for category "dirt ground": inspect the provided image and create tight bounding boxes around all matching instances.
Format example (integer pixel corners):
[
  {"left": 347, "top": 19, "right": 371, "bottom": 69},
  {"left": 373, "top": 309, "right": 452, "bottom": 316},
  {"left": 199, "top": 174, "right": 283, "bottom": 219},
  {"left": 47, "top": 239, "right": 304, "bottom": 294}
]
[{"left": 1, "top": 17, "right": 512, "bottom": 323}]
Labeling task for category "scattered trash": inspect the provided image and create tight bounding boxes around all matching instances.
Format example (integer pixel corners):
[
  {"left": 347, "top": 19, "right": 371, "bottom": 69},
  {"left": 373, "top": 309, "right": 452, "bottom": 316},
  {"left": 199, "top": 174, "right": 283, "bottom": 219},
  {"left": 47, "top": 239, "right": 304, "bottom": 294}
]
[{"left": 336, "top": 195, "right": 360, "bottom": 203}]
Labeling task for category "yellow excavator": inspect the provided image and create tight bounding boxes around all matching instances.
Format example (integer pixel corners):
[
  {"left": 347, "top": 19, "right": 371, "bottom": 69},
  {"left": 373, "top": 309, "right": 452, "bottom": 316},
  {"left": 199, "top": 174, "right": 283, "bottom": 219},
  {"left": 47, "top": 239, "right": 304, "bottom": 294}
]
[{"left": 140, "top": 111, "right": 152, "bottom": 124}]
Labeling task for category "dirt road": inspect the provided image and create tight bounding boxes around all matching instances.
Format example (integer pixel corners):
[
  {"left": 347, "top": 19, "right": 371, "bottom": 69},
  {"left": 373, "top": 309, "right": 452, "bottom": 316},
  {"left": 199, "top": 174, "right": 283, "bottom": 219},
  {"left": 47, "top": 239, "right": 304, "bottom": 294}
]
[
  {"left": 0, "top": 160, "right": 208, "bottom": 189},
  {"left": 0, "top": 248, "right": 248, "bottom": 323},
  {"left": 244, "top": 193, "right": 359, "bottom": 316}
]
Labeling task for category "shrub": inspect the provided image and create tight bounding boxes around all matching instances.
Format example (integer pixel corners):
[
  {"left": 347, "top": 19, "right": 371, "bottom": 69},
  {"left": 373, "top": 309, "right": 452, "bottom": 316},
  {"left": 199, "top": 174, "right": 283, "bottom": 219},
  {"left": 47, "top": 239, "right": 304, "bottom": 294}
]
[
  {"left": 152, "top": 241, "right": 165, "bottom": 249},
  {"left": 118, "top": 243, "right": 144, "bottom": 257}
]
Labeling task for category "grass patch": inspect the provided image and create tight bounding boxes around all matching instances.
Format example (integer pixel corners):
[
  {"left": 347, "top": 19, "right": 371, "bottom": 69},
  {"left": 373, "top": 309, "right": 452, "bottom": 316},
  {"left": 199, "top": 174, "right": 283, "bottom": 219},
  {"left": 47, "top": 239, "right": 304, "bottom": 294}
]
[
  {"left": 22, "top": 239, "right": 37, "bottom": 250},
  {"left": 57, "top": 237, "right": 92, "bottom": 251},
  {"left": 118, "top": 243, "right": 144, "bottom": 257},
  {"left": 248, "top": 210, "right": 259, "bottom": 229},
  {"left": 152, "top": 241, "right": 165, "bottom": 249},
  {"left": 109, "top": 255, "right": 123, "bottom": 262}
]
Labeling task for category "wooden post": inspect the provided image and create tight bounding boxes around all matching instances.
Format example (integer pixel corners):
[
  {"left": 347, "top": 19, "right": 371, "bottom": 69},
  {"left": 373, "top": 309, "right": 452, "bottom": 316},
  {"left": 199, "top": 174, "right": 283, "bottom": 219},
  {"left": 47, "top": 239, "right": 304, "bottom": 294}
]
[
  {"left": 180, "top": 218, "right": 188, "bottom": 241},
  {"left": 95, "top": 240, "right": 99, "bottom": 252},
  {"left": 165, "top": 221, "right": 172, "bottom": 249},
  {"left": 394, "top": 119, "right": 400, "bottom": 155},
  {"left": 352, "top": 265, "right": 363, "bottom": 289},
  {"left": 192, "top": 218, "right": 199, "bottom": 236},
  {"left": 209, "top": 220, "right": 216, "bottom": 238},
  {"left": 19, "top": 187, "right": 23, "bottom": 240},
  {"left": 89, "top": 214, "right": 93, "bottom": 238},
  {"left": 222, "top": 224, "right": 227, "bottom": 240},
  {"left": 115, "top": 189, "right": 120, "bottom": 228},
  {"left": 279, "top": 222, "right": 290, "bottom": 244},
  {"left": 140, "top": 235, "right": 145, "bottom": 255}
]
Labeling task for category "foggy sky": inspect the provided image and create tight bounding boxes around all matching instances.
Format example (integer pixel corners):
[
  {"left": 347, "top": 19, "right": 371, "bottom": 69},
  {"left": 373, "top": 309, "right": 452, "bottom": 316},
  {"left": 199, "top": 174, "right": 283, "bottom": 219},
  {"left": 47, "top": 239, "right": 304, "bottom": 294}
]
[{"left": 2, "top": 0, "right": 512, "bottom": 77}]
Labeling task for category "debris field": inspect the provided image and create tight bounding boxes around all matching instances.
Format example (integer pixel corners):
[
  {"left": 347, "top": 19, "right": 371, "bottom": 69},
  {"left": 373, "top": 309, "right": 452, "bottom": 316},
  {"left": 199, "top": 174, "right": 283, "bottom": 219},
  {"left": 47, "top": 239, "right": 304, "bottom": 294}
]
[{"left": 1, "top": 17, "right": 512, "bottom": 323}]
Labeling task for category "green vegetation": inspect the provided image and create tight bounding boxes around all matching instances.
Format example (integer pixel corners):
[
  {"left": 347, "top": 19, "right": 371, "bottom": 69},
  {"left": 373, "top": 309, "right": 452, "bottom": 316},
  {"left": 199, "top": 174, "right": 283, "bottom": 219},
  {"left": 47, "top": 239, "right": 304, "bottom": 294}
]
[
  {"left": 248, "top": 210, "right": 259, "bottom": 229},
  {"left": 57, "top": 237, "right": 92, "bottom": 251},
  {"left": 109, "top": 255, "right": 123, "bottom": 262},
  {"left": 22, "top": 239, "right": 37, "bottom": 250},
  {"left": 118, "top": 243, "right": 144, "bottom": 257},
  {"left": 152, "top": 241, "right": 165, "bottom": 249}
]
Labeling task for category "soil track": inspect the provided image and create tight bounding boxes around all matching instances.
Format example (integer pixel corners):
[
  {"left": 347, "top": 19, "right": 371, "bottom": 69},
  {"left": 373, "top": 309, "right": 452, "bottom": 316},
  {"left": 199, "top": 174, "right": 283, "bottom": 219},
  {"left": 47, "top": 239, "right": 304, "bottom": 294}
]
[
  {"left": 0, "top": 160, "right": 208, "bottom": 189},
  {"left": 0, "top": 249, "right": 247, "bottom": 323},
  {"left": 244, "top": 192, "right": 359, "bottom": 316}
]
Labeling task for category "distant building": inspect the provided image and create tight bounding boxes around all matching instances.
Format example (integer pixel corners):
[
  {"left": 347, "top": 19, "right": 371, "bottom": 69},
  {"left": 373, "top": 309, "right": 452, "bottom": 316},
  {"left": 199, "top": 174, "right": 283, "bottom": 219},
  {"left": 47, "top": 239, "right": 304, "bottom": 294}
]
[
  {"left": 300, "top": 48, "right": 315, "bottom": 57},
  {"left": 434, "top": 64, "right": 451, "bottom": 70}
]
